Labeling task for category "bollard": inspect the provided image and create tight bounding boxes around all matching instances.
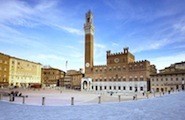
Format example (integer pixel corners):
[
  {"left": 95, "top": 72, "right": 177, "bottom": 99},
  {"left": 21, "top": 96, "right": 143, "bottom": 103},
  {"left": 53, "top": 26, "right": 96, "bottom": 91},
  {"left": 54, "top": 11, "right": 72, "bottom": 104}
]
[
  {"left": 146, "top": 92, "right": 149, "bottom": 99},
  {"left": 0, "top": 94, "right": 2, "bottom": 100},
  {"left": 133, "top": 96, "right": 135, "bottom": 100},
  {"left": 9, "top": 94, "right": 11, "bottom": 101},
  {"left": 42, "top": 97, "right": 45, "bottom": 106},
  {"left": 9, "top": 94, "right": 13, "bottom": 102},
  {"left": 118, "top": 95, "right": 121, "bottom": 102},
  {"left": 71, "top": 97, "right": 74, "bottom": 105},
  {"left": 22, "top": 96, "right": 25, "bottom": 104},
  {"left": 98, "top": 96, "right": 101, "bottom": 104},
  {"left": 135, "top": 94, "right": 137, "bottom": 100}
]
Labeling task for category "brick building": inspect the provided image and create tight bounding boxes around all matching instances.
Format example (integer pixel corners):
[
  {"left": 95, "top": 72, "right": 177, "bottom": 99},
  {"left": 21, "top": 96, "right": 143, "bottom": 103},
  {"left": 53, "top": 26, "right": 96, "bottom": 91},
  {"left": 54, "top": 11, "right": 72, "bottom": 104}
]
[
  {"left": 63, "top": 69, "right": 84, "bottom": 90},
  {"left": 0, "top": 53, "right": 10, "bottom": 87},
  {"left": 41, "top": 66, "right": 65, "bottom": 87},
  {"left": 81, "top": 11, "right": 156, "bottom": 93}
]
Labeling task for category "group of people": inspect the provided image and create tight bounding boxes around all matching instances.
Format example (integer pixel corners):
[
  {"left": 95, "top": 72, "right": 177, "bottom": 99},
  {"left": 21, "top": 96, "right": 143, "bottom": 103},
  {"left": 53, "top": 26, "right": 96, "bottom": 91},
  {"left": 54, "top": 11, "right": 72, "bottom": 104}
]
[{"left": 9, "top": 91, "right": 22, "bottom": 101}]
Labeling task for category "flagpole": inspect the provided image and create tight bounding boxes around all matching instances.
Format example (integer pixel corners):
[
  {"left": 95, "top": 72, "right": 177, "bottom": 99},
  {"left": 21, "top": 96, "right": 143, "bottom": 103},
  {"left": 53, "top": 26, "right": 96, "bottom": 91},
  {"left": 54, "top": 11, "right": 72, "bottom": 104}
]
[{"left": 66, "top": 60, "right": 68, "bottom": 72}]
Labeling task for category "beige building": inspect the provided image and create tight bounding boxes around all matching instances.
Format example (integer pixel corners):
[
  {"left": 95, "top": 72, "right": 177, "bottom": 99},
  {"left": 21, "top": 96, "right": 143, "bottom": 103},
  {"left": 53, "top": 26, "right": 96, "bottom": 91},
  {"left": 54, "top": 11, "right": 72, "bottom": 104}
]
[
  {"left": 0, "top": 53, "right": 10, "bottom": 87},
  {"left": 9, "top": 57, "right": 42, "bottom": 87},
  {"left": 41, "top": 66, "right": 65, "bottom": 87},
  {"left": 63, "top": 69, "right": 84, "bottom": 90},
  {"left": 82, "top": 11, "right": 156, "bottom": 93},
  {"left": 151, "top": 62, "right": 185, "bottom": 92}
]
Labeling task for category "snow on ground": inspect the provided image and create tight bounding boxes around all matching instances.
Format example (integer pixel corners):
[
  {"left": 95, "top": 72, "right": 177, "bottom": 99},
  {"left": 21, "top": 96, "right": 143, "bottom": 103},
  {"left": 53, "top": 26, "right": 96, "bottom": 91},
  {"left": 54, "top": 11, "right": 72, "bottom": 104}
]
[
  {"left": 0, "top": 91, "right": 185, "bottom": 120},
  {"left": 0, "top": 88, "right": 151, "bottom": 106}
]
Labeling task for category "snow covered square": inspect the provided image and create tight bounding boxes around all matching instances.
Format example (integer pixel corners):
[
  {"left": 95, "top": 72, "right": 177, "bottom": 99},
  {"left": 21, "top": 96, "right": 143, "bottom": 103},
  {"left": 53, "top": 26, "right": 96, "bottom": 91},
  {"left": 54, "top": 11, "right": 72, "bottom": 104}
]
[{"left": 0, "top": 90, "right": 185, "bottom": 120}]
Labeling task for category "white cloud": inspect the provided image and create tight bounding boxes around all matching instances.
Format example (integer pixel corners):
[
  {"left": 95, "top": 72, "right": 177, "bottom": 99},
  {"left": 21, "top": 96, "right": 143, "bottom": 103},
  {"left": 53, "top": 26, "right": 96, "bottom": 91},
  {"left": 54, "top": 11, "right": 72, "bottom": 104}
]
[
  {"left": 35, "top": 54, "right": 65, "bottom": 61},
  {"left": 94, "top": 43, "right": 107, "bottom": 65},
  {"left": 53, "top": 24, "right": 83, "bottom": 35},
  {"left": 95, "top": 43, "right": 106, "bottom": 49},
  {"left": 132, "top": 38, "right": 173, "bottom": 53},
  {"left": 174, "top": 20, "right": 185, "bottom": 34},
  {"left": 112, "top": 42, "right": 119, "bottom": 47},
  {"left": 0, "top": 0, "right": 82, "bottom": 35},
  {"left": 150, "top": 52, "right": 185, "bottom": 70},
  {"left": 103, "top": 0, "right": 184, "bottom": 22}
]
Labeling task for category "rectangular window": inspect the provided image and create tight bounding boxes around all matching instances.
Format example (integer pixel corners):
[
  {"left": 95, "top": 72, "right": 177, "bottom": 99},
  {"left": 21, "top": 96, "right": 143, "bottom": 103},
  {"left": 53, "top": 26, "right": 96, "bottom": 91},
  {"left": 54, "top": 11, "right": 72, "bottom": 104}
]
[
  {"left": 104, "top": 86, "right": 107, "bottom": 90},
  {"left": 130, "top": 86, "right": 132, "bottom": 90},
  {"left": 123, "top": 86, "right": 126, "bottom": 90},
  {"left": 100, "top": 86, "right": 102, "bottom": 90},
  {"left": 118, "top": 86, "right": 121, "bottom": 90},
  {"left": 140, "top": 87, "right": 143, "bottom": 91},
  {"left": 113, "top": 67, "right": 116, "bottom": 71},
  {"left": 114, "top": 86, "right": 116, "bottom": 90},
  {"left": 109, "top": 86, "right": 112, "bottom": 90},
  {"left": 95, "top": 86, "right": 98, "bottom": 90},
  {"left": 140, "top": 78, "right": 144, "bottom": 81}
]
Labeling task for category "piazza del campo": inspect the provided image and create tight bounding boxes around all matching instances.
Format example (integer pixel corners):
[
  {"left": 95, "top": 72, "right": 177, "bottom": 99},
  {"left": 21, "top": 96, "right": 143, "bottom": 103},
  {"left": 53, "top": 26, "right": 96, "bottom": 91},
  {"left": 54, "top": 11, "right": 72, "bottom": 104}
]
[{"left": 0, "top": 1, "right": 185, "bottom": 120}]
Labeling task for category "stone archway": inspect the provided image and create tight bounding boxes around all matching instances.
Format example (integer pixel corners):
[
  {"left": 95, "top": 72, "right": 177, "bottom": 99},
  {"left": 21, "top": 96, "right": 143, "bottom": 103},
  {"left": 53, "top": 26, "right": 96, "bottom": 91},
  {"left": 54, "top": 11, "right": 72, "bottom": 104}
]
[
  {"left": 81, "top": 78, "right": 92, "bottom": 91},
  {"left": 83, "top": 81, "right": 88, "bottom": 90}
]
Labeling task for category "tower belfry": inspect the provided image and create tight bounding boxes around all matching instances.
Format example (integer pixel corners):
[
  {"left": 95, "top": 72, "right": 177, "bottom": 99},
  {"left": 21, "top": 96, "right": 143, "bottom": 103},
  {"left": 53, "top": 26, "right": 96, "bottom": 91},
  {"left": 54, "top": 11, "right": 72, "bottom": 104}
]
[{"left": 84, "top": 10, "right": 94, "bottom": 74}]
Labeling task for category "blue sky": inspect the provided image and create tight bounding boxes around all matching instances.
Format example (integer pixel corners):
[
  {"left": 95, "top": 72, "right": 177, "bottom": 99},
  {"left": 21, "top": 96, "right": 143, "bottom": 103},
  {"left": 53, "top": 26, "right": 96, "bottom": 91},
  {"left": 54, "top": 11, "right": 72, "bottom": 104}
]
[{"left": 0, "top": 0, "right": 185, "bottom": 71}]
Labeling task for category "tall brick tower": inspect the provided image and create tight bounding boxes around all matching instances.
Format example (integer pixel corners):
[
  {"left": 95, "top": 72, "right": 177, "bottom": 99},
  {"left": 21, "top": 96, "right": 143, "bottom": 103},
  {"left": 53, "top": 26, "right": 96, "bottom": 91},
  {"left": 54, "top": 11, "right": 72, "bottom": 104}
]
[{"left": 84, "top": 10, "right": 94, "bottom": 74}]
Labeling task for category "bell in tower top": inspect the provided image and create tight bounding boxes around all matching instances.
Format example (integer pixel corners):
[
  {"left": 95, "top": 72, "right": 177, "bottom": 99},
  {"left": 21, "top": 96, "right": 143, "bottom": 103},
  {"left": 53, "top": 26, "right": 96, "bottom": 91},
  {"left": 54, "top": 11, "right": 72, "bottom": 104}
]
[
  {"left": 86, "top": 10, "right": 93, "bottom": 23},
  {"left": 84, "top": 10, "right": 94, "bottom": 35}
]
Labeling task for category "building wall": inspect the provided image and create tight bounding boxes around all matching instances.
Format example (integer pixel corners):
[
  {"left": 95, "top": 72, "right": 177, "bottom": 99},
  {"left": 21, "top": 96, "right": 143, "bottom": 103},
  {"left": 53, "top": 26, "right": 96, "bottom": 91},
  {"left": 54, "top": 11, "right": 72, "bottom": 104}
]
[
  {"left": 151, "top": 73, "right": 185, "bottom": 92},
  {"left": 63, "top": 70, "right": 84, "bottom": 89},
  {"left": 9, "top": 57, "right": 41, "bottom": 87},
  {"left": 91, "top": 81, "right": 147, "bottom": 93},
  {"left": 0, "top": 53, "right": 10, "bottom": 87},
  {"left": 41, "top": 68, "right": 65, "bottom": 87},
  {"left": 85, "top": 57, "right": 152, "bottom": 87},
  {"left": 174, "top": 62, "right": 185, "bottom": 70},
  {"left": 71, "top": 73, "right": 83, "bottom": 89}
]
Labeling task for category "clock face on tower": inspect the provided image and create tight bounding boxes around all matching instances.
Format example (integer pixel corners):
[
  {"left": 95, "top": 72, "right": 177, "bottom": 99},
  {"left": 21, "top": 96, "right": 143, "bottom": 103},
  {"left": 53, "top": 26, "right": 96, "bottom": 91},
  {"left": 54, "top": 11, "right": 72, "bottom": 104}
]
[
  {"left": 86, "top": 63, "right": 90, "bottom": 67},
  {"left": 114, "top": 58, "right": 120, "bottom": 63}
]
